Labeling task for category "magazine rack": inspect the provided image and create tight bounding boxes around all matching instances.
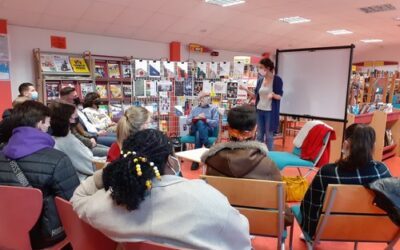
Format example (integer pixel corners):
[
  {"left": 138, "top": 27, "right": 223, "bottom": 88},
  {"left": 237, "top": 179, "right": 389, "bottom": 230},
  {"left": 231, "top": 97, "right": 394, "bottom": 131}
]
[{"left": 33, "top": 48, "right": 94, "bottom": 105}]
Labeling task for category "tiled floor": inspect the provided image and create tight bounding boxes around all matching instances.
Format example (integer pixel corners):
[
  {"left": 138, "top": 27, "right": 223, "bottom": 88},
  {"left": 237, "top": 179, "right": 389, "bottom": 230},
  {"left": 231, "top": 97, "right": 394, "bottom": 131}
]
[{"left": 179, "top": 137, "right": 400, "bottom": 250}]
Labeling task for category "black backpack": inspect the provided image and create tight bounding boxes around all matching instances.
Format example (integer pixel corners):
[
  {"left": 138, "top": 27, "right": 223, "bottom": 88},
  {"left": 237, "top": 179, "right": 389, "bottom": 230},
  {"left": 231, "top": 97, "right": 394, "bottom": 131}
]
[{"left": 368, "top": 177, "right": 400, "bottom": 226}]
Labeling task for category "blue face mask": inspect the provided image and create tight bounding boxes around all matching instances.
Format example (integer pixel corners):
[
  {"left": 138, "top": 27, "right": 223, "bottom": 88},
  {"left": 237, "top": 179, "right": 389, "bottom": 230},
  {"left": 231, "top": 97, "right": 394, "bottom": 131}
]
[{"left": 31, "top": 91, "right": 39, "bottom": 101}]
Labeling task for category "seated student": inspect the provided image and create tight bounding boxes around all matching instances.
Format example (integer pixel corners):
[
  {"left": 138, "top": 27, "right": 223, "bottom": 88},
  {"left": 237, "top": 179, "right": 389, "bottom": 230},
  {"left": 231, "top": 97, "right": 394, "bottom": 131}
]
[
  {"left": 300, "top": 124, "right": 392, "bottom": 239},
  {"left": 82, "top": 92, "right": 117, "bottom": 133},
  {"left": 59, "top": 87, "right": 109, "bottom": 157},
  {"left": 17, "top": 82, "right": 39, "bottom": 100},
  {"left": 0, "top": 101, "right": 79, "bottom": 249},
  {"left": 72, "top": 129, "right": 251, "bottom": 250},
  {"left": 187, "top": 91, "right": 219, "bottom": 170},
  {"left": 107, "top": 106, "right": 151, "bottom": 162},
  {"left": 0, "top": 96, "right": 30, "bottom": 148},
  {"left": 50, "top": 101, "right": 96, "bottom": 181},
  {"left": 202, "top": 105, "right": 281, "bottom": 181}
]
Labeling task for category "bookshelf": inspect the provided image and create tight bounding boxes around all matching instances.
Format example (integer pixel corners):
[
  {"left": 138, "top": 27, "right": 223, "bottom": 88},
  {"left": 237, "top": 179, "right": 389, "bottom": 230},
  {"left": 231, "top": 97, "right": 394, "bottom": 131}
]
[
  {"left": 88, "top": 55, "right": 133, "bottom": 120},
  {"left": 33, "top": 49, "right": 94, "bottom": 105},
  {"left": 347, "top": 110, "right": 400, "bottom": 161}
]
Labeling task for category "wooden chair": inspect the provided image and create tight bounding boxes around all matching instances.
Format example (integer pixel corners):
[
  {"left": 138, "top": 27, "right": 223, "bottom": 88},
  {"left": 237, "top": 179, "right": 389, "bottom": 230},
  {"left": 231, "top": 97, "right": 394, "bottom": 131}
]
[
  {"left": 55, "top": 197, "right": 118, "bottom": 250},
  {"left": 290, "top": 184, "right": 400, "bottom": 250},
  {"left": 200, "top": 175, "right": 289, "bottom": 250},
  {"left": 0, "top": 185, "right": 68, "bottom": 250}
]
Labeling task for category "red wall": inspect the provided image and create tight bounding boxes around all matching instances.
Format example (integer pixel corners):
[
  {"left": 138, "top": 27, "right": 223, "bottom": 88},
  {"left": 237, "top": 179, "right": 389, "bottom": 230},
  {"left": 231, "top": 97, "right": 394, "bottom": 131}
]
[{"left": 0, "top": 19, "right": 12, "bottom": 118}]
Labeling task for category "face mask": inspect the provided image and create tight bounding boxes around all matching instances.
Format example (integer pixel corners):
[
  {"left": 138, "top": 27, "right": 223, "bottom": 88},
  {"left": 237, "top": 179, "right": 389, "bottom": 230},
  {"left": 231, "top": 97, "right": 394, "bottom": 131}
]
[
  {"left": 73, "top": 97, "right": 81, "bottom": 106},
  {"left": 258, "top": 69, "right": 266, "bottom": 76},
  {"left": 168, "top": 156, "right": 182, "bottom": 176},
  {"left": 148, "top": 123, "right": 157, "bottom": 130},
  {"left": 31, "top": 91, "right": 39, "bottom": 101}
]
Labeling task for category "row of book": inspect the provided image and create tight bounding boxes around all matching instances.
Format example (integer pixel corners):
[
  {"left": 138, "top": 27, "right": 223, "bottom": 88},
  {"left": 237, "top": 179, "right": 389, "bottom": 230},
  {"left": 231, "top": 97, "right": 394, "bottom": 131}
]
[
  {"left": 41, "top": 55, "right": 89, "bottom": 73},
  {"left": 45, "top": 78, "right": 258, "bottom": 101},
  {"left": 131, "top": 60, "right": 258, "bottom": 79}
]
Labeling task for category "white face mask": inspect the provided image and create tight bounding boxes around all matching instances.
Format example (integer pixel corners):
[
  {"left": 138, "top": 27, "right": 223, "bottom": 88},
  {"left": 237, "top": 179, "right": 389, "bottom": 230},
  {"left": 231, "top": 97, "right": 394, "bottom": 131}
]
[{"left": 258, "top": 69, "right": 267, "bottom": 76}]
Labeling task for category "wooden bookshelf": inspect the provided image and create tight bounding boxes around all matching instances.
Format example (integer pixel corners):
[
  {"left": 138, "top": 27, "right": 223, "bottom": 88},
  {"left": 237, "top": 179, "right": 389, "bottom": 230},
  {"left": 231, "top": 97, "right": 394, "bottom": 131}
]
[{"left": 347, "top": 110, "right": 400, "bottom": 161}]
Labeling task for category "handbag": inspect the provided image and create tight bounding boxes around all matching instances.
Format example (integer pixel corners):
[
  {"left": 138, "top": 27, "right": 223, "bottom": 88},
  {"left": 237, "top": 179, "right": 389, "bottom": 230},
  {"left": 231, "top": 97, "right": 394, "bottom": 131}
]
[
  {"left": 282, "top": 175, "right": 309, "bottom": 202},
  {"left": 8, "top": 160, "right": 65, "bottom": 249}
]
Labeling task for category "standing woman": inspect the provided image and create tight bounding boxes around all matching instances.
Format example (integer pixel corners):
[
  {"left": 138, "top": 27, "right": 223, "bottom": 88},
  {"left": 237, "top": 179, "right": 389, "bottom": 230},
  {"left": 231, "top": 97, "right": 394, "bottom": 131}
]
[{"left": 240, "top": 58, "right": 283, "bottom": 151}]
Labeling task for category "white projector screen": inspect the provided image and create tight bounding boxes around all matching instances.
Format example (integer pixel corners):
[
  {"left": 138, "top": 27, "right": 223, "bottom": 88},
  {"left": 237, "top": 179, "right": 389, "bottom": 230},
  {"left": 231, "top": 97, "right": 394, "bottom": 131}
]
[{"left": 276, "top": 46, "right": 353, "bottom": 121}]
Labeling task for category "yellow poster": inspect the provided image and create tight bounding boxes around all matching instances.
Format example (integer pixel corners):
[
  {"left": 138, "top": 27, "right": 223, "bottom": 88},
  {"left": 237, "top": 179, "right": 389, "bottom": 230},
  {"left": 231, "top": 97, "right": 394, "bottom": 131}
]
[{"left": 69, "top": 57, "right": 89, "bottom": 73}]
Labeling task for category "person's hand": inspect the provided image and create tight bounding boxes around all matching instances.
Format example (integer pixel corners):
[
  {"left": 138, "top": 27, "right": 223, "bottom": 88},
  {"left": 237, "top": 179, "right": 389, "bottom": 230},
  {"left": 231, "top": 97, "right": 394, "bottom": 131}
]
[
  {"left": 90, "top": 138, "right": 97, "bottom": 148},
  {"left": 97, "top": 130, "right": 107, "bottom": 136},
  {"left": 268, "top": 93, "right": 274, "bottom": 99},
  {"left": 197, "top": 113, "right": 206, "bottom": 119},
  {"left": 239, "top": 85, "right": 248, "bottom": 91}
]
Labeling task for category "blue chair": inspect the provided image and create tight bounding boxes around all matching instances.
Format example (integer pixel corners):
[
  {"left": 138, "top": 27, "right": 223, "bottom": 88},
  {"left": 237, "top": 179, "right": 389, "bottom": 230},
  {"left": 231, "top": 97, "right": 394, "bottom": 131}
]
[
  {"left": 268, "top": 122, "right": 332, "bottom": 176},
  {"left": 180, "top": 125, "right": 219, "bottom": 150}
]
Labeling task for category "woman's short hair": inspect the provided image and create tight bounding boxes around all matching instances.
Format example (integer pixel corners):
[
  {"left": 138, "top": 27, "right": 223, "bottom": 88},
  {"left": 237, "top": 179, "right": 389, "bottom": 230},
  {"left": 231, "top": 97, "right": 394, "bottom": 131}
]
[
  {"left": 12, "top": 100, "right": 50, "bottom": 128},
  {"left": 228, "top": 105, "right": 257, "bottom": 131},
  {"left": 50, "top": 102, "right": 76, "bottom": 137},
  {"left": 83, "top": 92, "right": 100, "bottom": 108},
  {"left": 259, "top": 58, "right": 275, "bottom": 72},
  {"left": 117, "top": 106, "right": 150, "bottom": 146},
  {"left": 337, "top": 123, "right": 376, "bottom": 170},
  {"left": 103, "top": 129, "right": 173, "bottom": 211}
]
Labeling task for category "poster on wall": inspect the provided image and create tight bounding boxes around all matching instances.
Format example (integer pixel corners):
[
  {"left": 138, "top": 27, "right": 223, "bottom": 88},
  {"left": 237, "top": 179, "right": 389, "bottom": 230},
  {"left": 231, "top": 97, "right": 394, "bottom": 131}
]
[
  {"left": 175, "top": 81, "right": 185, "bottom": 97},
  {"left": 184, "top": 78, "right": 193, "bottom": 96},
  {"left": 70, "top": 57, "right": 90, "bottom": 73},
  {"left": 177, "top": 62, "right": 188, "bottom": 79},
  {"left": 218, "top": 62, "right": 230, "bottom": 78},
  {"left": 135, "top": 59, "right": 148, "bottom": 77},
  {"left": 233, "top": 61, "right": 245, "bottom": 78},
  {"left": 197, "top": 62, "right": 207, "bottom": 79},
  {"left": 134, "top": 79, "right": 145, "bottom": 97},
  {"left": 163, "top": 61, "right": 175, "bottom": 78},
  {"left": 227, "top": 81, "right": 238, "bottom": 99},
  {"left": 202, "top": 80, "right": 212, "bottom": 94},
  {"left": 193, "top": 80, "right": 203, "bottom": 96},
  {"left": 0, "top": 61, "right": 10, "bottom": 80},
  {"left": 157, "top": 80, "right": 172, "bottom": 92},
  {"left": 149, "top": 60, "right": 161, "bottom": 78},
  {"left": 208, "top": 62, "right": 218, "bottom": 79},
  {"left": 145, "top": 80, "right": 157, "bottom": 96},
  {"left": 159, "top": 93, "right": 170, "bottom": 115},
  {"left": 237, "top": 80, "right": 248, "bottom": 99},
  {"left": 0, "top": 36, "right": 9, "bottom": 61},
  {"left": 213, "top": 81, "right": 227, "bottom": 94}
]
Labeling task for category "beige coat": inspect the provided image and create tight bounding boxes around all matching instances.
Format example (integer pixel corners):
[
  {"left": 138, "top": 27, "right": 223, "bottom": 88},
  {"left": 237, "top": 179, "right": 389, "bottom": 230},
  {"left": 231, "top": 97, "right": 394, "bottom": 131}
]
[{"left": 71, "top": 175, "right": 252, "bottom": 250}]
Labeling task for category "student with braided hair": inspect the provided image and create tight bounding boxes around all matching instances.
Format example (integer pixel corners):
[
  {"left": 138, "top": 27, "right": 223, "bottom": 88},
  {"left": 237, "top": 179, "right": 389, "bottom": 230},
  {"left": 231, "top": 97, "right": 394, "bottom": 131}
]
[{"left": 71, "top": 129, "right": 251, "bottom": 250}]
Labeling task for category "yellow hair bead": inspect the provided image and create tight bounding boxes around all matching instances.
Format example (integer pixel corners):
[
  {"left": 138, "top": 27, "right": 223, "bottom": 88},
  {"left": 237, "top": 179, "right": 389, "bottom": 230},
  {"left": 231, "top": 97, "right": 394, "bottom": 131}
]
[
  {"left": 153, "top": 166, "right": 161, "bottom": 180},
  {"left": 149, "top": 162, "right": 154, "bottom": 167},
  {"left": 136, "top": 164, "right": 142, "bottom": 176},
  {"left": 145, "top": 180, "right": 152, "bottom": 190},
  {"left": 133, "top": 158, "right": 138, "bottom": 163}
]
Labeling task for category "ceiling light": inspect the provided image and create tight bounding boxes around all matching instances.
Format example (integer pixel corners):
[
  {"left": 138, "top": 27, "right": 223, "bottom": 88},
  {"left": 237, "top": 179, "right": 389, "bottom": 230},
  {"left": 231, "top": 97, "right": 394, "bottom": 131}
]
[
  {"left": 279, "top": 16, "right": 311, "bottom": 24},
  {"left": 360, "top": 4, "right": 396, "bottom": 13},
  {"left": 326, "top": 29, "right": 353, "bottom": 35},
  {"left": 360, "top": 39, "right": 383, "bottom": 43},
  {"left": 204, "top": 0, "right": 245, "bottom": 7}
]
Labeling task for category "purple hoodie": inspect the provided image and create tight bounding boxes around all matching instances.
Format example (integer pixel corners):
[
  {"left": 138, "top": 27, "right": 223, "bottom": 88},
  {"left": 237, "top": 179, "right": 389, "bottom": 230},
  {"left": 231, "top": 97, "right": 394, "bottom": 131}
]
[{"left": 2, "top": 126, "right": 55, "bottom": 160}]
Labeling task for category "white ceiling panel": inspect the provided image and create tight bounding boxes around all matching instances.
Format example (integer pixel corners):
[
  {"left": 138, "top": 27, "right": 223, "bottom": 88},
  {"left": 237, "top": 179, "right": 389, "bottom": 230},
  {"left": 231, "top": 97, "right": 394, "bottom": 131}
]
[{"left": 0, "top": 0, "right": 399, "bottom": 54}]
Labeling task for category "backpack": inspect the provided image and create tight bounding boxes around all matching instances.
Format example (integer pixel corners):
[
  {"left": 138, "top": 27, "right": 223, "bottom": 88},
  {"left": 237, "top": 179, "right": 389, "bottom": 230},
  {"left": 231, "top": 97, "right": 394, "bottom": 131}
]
[{"left": 368, "top": 177, "right": 400, "bottom": 226}]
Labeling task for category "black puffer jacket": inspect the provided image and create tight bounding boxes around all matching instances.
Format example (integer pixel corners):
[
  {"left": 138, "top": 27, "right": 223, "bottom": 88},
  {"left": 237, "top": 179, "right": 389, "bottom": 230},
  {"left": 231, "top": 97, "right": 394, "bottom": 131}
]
[{"left": 0, "top": 127, "right": 80, "bottom": 249}]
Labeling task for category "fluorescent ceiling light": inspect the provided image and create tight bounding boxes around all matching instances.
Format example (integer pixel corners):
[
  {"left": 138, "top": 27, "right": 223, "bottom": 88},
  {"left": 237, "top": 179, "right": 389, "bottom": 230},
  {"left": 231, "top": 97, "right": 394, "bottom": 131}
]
[
  {"left": 279, "top": 16, "right": 311, "bottom": 24},
  {"left": 204, "top": 0, "right": 245, "bottom": 7},
  {"left": 360, "top": 39, "right": 383, "bottom": 43},
  {"left": 326, "top": 29, "right": 353, "bottom": 35}
]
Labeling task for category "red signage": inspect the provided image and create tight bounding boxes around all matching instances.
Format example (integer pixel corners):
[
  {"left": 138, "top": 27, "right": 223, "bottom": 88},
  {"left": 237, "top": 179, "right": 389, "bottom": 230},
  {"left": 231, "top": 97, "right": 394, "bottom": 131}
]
[{"left": 51, "top": 36, "right": 67, "bottom": 49}]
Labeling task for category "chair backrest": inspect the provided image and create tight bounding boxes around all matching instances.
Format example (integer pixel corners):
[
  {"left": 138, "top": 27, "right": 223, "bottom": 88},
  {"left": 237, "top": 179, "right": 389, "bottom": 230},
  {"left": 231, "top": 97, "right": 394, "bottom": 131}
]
[
  {"left": 0, "top": 185, "right": 43, "bottom": 250},
  {"left": 200, "top": 175, "right": 286, "bottom": 237},
  {"left": 122, "top": 241, "right": 182, "bottom": 250},
  {"left": 315, "top": 184, "right": 399, "bottom": 243},
  {"left": 55, "top": 197, "right": 118, "bottom": 250}
]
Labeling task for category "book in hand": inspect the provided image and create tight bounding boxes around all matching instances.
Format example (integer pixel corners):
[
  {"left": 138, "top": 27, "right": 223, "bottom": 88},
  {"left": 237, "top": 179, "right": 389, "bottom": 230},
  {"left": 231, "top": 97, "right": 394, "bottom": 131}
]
[{"left": 192, "top": 117, "right": 206, "bottom": 124}]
